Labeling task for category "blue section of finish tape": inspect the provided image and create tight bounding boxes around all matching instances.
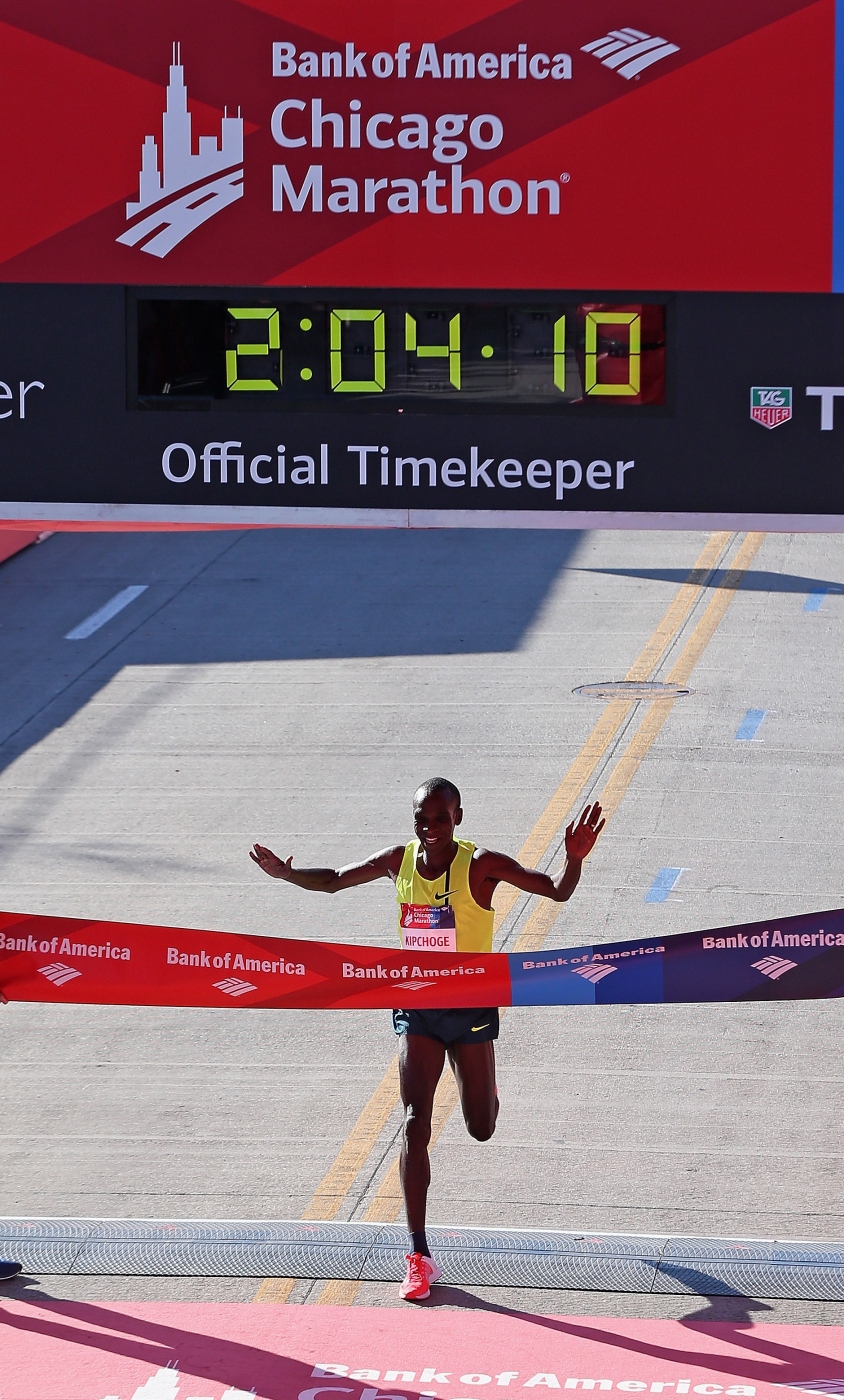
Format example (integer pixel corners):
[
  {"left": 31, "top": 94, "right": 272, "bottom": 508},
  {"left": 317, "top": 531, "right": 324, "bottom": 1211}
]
[
  {"left": 509, "top": 910, "right": 844, "bottom": 1007},
  {"left": 510, "top": 942, "right": 664, "bottom": 1006}
]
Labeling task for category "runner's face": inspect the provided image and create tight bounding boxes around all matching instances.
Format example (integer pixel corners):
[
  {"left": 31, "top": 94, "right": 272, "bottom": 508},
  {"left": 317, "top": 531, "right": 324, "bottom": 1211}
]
[{"left": 413, "top": 793, "right": 462, "bottom": 857}]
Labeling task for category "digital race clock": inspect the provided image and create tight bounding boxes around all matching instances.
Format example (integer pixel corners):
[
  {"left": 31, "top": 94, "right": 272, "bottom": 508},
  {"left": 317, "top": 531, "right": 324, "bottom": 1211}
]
[{"left": 131, "top": 289, "right": 667, "bottom": 413}]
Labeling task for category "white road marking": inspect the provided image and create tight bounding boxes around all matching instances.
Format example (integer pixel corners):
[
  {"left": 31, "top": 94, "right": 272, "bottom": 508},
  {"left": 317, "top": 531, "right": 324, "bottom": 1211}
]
[{"left": 65, "top": 585, "right": 148, "bottom": 640}]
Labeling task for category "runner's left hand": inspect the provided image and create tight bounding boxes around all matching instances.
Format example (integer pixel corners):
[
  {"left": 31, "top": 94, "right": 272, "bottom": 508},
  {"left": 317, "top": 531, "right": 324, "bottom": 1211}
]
[{"left": 564, "top": 803, "right": 605, "bottom": 861}]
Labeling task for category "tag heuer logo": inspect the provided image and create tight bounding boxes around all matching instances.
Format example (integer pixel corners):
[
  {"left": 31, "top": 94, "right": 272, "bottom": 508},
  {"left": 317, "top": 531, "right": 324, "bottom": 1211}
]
[{"left": 751, "top": 386, "right": 792, "bottom": 428}]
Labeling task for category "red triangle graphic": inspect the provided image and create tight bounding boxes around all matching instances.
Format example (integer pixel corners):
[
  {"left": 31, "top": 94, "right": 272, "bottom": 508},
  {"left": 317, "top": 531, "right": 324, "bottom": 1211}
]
[{"left": 235, "top": 0, "right": 520, "bottom": 48}]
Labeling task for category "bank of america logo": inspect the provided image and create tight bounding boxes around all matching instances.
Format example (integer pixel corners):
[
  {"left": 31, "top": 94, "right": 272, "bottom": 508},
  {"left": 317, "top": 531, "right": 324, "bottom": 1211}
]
[
  {"left": 751, "top": 386, "right": 792, "bottom": 429},
  {"left": 752, "top": 956, "right": 798, "bottom": 980},
  {"left": 572, "top": 963, "right": 617, "bottom": 984},
  {"left": 581, "top": 28, "right": 680, "bottom": 80},
  {"left": 117, "top": 45, "right": 243, "bottom": 259},
  {"left": 39, "top": 963, "right": 82, "bottom": 987},
  {"left": 214, "top": 977, "right": 257, "bottom": 997},
  {"left": 397, "top": 979, "right": 437, "bottom": 991}
]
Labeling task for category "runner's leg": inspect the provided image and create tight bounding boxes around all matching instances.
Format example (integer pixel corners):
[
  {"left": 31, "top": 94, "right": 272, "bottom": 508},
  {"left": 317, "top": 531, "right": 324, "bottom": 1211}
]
[
  {"left": 399, "top": 1031, "right": 446, "bottom": 1239},
  {"left": 448, "top": 1039, "right": 499, "bottom": 1141}
]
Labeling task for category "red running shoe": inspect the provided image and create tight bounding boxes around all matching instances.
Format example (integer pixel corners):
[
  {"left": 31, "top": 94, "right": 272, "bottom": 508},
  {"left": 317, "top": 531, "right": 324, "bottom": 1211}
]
[{"left": 399, "top": 1251, "right": 441, "bottom": 1301}]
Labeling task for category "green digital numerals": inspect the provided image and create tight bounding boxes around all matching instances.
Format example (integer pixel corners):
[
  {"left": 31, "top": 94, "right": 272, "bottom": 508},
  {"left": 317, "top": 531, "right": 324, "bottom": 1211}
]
[
  {"left": 405, "top": 313, "right": 461, "bottom": 390},
  {"left": 584, "top": 311, "right": 641, "bottom": 397},
  {"left": 330, "top": 310, "right": 386, "bottom": 392},
  {"left": 219, "top": 304, "right": 647, "bottom": 400},
  {"left": 553, "top": 315, "right": 566, "bottom": 392},
  {"left": 226, "top": 308, "right": 280, "bottom": 391}
]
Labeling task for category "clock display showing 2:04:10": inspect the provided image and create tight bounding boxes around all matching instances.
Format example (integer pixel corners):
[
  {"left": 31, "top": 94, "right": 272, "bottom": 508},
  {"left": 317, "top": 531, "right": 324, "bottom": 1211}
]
[{"left": 135, "top": 297, "right": 667, "bottom": 410}]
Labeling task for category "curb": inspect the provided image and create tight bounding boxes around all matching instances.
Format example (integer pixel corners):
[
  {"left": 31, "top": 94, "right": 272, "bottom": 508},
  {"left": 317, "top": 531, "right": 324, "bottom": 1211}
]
[{"left": 1, "top": 1221, "right": 844, "bottom": 1299}]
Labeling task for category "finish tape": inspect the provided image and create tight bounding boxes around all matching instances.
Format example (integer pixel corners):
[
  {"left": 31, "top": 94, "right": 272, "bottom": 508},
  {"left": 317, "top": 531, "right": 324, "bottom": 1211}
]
[{"left": 1, "top": 906, "right": 844, "bottom": 1009}]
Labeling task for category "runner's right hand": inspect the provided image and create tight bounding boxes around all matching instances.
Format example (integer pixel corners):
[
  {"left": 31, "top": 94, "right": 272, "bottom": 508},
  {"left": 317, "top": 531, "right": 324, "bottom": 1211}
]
[{"left": 249, "top": 843, "right": 293, "bottom": 879}]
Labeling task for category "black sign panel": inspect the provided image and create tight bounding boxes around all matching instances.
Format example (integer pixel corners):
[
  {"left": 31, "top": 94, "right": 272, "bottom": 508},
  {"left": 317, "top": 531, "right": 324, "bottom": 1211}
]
[{"left": 1, "top": 285, "right": 843, "bottom": 520}]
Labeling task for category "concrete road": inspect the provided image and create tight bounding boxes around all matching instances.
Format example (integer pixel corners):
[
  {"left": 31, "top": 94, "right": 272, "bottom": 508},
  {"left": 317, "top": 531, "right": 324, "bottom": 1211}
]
[{"left": 0, "top": 525, "right": 843, "bottom": 1315}]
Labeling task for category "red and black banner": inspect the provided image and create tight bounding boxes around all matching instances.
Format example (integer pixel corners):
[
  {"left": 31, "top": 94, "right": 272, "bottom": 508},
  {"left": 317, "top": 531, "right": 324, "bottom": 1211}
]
[{"left": 1, "top": 2, "right": 841, "bottom": 525}]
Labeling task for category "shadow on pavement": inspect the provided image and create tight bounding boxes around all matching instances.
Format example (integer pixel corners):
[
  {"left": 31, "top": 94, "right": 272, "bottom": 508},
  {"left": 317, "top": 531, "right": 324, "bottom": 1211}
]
[
  {"left": 581, "top": 567, "right": 844, "bottom": 595},
  {"left": 423, "top": 1282, "right": 840, "bottom": 1382},
  {"left": 0, "top": 1294, "right": 369, "bottom": 1400},
  {"left": 0, "top": 527, "right": 583, "bottom": 778}
]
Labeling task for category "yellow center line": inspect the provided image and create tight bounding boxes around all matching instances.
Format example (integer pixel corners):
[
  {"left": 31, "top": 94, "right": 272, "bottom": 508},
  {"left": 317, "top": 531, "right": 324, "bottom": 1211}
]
[
  {"left": 593, "top": 531, "right": 765, "bottom": 825},
  {"left": 490, "top": 529, "right": 731, "bottom": 930},
  {"left": 517, "top": 532, "right": 766, "bottom": 949},
  {"left": 252, "top": 1058, "right": 400, "bottom": 1301},
  {"left": 253, "top": 529, "right": 737, "bottom": 1305}
]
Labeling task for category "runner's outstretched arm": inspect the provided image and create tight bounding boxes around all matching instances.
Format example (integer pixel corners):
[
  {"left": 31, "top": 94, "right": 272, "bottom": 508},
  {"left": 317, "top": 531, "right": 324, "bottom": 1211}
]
[
  {"left": 249, "top": 842, "right": 403, "bottom": 893},
  {"left": 474, "top": 802, "right": 605, "bottom": 905}
]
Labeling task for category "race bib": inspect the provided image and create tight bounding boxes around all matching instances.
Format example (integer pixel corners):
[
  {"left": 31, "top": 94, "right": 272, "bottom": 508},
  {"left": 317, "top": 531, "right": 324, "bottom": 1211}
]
[{"left": 400, "top": 903, "right": 457, "bottom": 952}]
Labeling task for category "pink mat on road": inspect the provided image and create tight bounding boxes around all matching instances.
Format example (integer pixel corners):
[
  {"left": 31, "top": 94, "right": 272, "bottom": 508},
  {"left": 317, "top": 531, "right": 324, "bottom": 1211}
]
[{"left": 0, "top": 1300, "right": 841, "bottom": 1400}]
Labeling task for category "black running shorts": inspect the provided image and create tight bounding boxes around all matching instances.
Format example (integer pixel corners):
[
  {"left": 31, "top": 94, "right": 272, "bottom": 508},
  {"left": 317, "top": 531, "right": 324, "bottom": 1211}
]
[{"left": 391, "top": 1006, "right": 500, "bottom": 1045}]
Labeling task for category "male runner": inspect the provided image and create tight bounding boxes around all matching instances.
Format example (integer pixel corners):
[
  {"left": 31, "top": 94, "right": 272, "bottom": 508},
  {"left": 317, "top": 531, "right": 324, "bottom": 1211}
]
[{"left": 250, "top": 778, "right": 603, "bottom": 1302}]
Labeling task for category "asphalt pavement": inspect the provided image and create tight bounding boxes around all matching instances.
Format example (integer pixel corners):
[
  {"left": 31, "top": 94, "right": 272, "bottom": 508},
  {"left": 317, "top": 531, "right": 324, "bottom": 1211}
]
[{"left": 0, "top": 525, "right": 843, "bottom": 1318}]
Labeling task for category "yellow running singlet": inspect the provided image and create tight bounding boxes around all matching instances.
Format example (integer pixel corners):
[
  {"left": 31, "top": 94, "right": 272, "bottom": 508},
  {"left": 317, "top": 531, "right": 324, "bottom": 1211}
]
[{"left": 395, "top": 839, "right": 494, "bottom": 954}]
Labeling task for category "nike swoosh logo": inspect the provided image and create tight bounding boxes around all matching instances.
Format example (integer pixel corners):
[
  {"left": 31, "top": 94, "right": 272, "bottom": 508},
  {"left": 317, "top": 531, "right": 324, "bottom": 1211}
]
[{"left": 471, "top": 1023, "right": 490, "bottom": 1032}]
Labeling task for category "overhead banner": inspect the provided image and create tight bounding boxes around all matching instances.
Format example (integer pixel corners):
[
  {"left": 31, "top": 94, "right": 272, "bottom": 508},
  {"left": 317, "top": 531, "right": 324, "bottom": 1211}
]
[
  {"left": 0, "top": 0, "right": 834, "bottom": 290},
  {"left": 2, "top": 906, "right": 844, "bottom": 1011},
  {"left": 0, "top": 0, "right": 841, "bottom": 527}
]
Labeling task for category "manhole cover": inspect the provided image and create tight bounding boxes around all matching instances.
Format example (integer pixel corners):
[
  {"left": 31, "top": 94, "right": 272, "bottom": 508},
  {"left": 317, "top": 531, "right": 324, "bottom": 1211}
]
[{"left": 573, "top": 680, "right": 692, "bottom": 700}]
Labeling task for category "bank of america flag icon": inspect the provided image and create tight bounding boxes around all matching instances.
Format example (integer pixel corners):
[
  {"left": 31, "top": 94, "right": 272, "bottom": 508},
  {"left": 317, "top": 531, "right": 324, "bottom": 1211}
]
[
  {"left": 782, "top": 1382, "right": 844, "bottom": 1399},
  {"left": 39, "top": 963, "right": 82, "bottom": 987},
  {"left": 572, "top": 963, "right": 617, "bottom": 984},
  {"left": 214, "top": 978, "right": 257, "bottom": 997},
  {"left": 581, "top": 28, "right": 679, "bottom": 80},
  {"left": 752, "top": 956, "right": 798, "bottom": 980}
]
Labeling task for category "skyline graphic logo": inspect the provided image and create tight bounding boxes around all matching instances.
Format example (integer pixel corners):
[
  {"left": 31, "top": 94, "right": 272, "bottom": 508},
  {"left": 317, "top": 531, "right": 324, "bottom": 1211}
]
[
  {"left": 581, "top": 28, "right": 680, "bottom": 80},
  {"left": 112, "top": 1362, "right": 256, "bottom": 1400},
  {"left": 572, "top": 963, "right": 617, "bottom": 984},
  {"left": 752, "top": 955, "right": 798, "bottom": 980},
  {"left": 116, "top": 44, "right": 243, "bottom": 259},
  {"left": 38, "top": 962, "right": 82, "bottom": 987},
  {"left": 214, "top": 978, "right": 257, "bottom": 997},
  {"left": 751, "top": 386, "right": 792, "bottom": 428}
]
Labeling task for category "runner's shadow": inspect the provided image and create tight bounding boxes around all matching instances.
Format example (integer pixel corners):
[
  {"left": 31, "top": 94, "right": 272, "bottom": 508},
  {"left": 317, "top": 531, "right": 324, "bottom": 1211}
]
[
  {"left": 425, "top": 1284, "right": 773, "bottom": 1326},
  {"left": 424, "top": 1280, "right": 839, "bottom": 1384},
  {"left": 0, "top": 1294, "right": 423, "bottom": 1400}
]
